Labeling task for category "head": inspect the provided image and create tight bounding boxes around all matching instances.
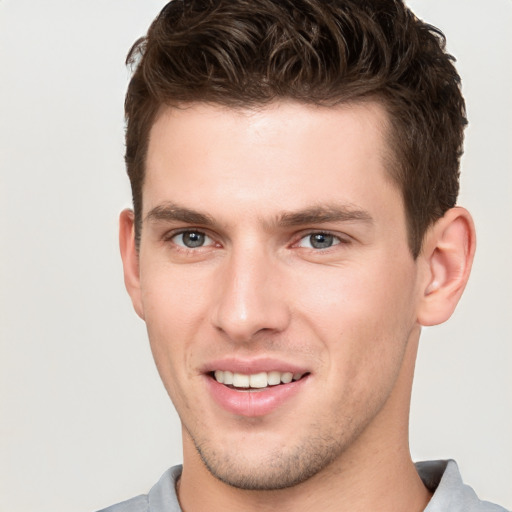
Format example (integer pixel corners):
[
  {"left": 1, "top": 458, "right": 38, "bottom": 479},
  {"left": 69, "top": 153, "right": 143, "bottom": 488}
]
[
  {"left": 119, "top": 0, "right": 475, "bottom": 497},
  {"left": 124, "top": 0, "right": 467, "bottom": 258}
]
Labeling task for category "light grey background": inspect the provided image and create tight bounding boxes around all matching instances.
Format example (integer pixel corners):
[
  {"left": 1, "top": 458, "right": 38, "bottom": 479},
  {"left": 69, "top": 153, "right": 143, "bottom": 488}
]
[{"left": 0, "top": 1, "right": 511, "bottom": 511}]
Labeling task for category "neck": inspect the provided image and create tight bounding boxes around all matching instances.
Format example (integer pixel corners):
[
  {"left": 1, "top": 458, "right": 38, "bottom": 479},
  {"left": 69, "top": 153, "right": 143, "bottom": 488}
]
[
  {"left": 179, "top": 443, "right": 430, "bottom": 512},
  {"left": 178, "top": 326, "right": 431, "bottom": 512}
]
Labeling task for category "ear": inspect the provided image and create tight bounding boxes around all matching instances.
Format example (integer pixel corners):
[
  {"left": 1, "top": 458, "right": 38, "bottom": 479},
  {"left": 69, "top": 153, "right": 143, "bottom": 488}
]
[
  {"left": 416, "top": 207, "right": 476, "bottom": 326},
  {"left": 119, "top": 209, "right": 145, "bottom": 320}
]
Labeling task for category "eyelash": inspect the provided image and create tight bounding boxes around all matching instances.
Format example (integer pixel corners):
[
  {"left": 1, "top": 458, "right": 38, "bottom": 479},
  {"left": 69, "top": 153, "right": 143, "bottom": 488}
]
[
  {"left": 293, "top": 231, "right": 349, "bottom": 250},
  {"left": 163, "top": 228, "right": 351, "bottom": 254},
  {"left": 163, "top": 229, "right": 217, "bottom": 252}
]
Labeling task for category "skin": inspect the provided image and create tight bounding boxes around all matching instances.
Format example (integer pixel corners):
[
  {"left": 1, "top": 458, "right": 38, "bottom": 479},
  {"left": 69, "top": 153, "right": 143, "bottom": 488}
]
[{"left": 120, "top": 101, "right": 475, "bottom": 512}]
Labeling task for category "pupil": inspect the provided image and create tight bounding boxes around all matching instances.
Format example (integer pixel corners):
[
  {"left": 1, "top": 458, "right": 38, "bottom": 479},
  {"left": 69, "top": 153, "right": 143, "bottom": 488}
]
[
  {"left": 310, "top": 233, "right": 333, "bottom": 249},
  {"left": 183, "top": 232, "right": 205, "bottom": 248}
]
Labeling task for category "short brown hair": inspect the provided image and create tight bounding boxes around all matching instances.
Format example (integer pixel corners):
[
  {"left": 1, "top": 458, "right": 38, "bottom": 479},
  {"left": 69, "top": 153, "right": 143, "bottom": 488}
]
[{"left": 125, "top": 0, "right": 466, "bottom": 257}]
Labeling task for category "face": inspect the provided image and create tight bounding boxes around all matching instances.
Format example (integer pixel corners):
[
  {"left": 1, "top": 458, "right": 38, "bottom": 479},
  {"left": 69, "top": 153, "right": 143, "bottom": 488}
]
[{"left": 125, "top": 101, "right": 425, "bottom": 489}]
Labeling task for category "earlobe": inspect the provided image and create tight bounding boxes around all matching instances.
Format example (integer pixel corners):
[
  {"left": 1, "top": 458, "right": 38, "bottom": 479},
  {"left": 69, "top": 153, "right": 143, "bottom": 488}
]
[
  {"left": 417, "top": 207, "right": 476, "bottom": 326},
  {"left": 119, "top": 209, "right": 145, "bottom": 320}
]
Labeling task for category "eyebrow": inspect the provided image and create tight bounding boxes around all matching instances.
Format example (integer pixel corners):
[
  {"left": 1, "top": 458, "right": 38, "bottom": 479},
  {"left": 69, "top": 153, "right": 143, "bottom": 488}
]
[
  {"left": 145, "top": 202, "right": 216, "bottom": 226},
  {"left": 275, "top": 205, "right": 374, "bottom": 227},
  {"left": 145, "top": 201, "right": 373, "bottom": 229}
]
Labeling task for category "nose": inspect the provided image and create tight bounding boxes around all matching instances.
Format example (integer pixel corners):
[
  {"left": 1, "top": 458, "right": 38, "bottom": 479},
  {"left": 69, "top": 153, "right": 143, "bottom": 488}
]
[{"left": 211, "top": 245, "right": 291, "bottom": 343}]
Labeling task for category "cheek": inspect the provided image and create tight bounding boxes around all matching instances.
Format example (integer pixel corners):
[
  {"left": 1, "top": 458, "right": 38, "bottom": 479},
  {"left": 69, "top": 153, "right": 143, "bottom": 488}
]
[
  {"left": 294, "top": 258, "right": 418, "bottom": 370},
  {"left": 139, "top": 266, "right": 213, "bottom": 397},
  {"left": 141, "top": 262, "right": 212, "bottom": 331},
  {"left": 295, "top": 259, "right": 416, "bottom": 322}
]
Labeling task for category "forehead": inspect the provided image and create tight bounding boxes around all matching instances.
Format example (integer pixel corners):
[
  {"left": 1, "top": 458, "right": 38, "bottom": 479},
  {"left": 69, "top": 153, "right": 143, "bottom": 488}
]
[{"left": 144, "top": 100, "right": 401, "bottom": 223}]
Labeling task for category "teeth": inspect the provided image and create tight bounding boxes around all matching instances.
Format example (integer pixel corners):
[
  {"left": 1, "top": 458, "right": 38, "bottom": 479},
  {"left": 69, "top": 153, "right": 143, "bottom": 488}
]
[
  {"left": 267, "top": 371, "right": 281, "bottom": 386},
  {"left": 249, "top": 372, "right": 268, "bottom": 388},
  {"left": 213, "top": 370, "right": 305, "bottom": 388},
  {"left": 232, "top": 373, "right": 250, "bottom": 388},
  {"left": 281, "top": 372, "right": 293, "bottom": 384}
]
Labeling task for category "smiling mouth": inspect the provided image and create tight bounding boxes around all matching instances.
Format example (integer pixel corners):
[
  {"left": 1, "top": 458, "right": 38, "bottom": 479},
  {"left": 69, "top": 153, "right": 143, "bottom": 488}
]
[{"left": 211, "top": 370, "right": 308, "bottom": 390}]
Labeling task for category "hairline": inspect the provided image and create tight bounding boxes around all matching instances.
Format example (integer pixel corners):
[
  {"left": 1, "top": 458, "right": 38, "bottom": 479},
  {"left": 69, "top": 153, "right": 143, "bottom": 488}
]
[{"left": 134, "top": 95, "right": 417, "bottom": 255}]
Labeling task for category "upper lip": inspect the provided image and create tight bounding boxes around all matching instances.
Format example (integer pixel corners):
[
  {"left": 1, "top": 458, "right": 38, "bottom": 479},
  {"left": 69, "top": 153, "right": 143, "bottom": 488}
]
[{"left": 200, "top": 357, "right": 310, "bottom": 375}]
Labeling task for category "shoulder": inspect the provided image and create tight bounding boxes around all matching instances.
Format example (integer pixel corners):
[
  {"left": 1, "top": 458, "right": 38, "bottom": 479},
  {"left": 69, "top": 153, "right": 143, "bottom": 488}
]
[
  {"left": 96, "top": 494, "right": 148, "bottom": 512},
  {"left": 95, "top": 465, "right": 183, "bottom": 512},
  {"left": 416, "top": 460, "right": 509, "bottom": 512}
]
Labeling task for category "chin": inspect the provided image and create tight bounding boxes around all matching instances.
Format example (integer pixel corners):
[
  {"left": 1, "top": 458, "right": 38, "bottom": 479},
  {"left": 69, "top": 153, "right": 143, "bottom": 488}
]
[{"left": 192, "top": 429, "right": 345, "bottom": 490}]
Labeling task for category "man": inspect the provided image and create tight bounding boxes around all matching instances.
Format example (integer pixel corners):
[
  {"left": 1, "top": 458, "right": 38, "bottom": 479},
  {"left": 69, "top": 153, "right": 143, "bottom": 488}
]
[{"left": 100, "top": 0, "right": 507, "bottom": 511}]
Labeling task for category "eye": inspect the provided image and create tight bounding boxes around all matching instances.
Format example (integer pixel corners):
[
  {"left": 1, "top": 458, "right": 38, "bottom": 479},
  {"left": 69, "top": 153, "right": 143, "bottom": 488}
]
[
  {"left": 172, "top": 230, "right": 213, "bottom": 248},
  {"left": 296, "top": 232, "right": 342, "bottom": 250}
]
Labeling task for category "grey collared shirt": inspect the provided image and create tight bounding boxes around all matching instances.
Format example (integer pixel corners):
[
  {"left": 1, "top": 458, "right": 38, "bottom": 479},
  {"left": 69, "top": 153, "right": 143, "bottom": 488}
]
[{"left": 97, "top": 460, "right": 509, "bottom": 512}]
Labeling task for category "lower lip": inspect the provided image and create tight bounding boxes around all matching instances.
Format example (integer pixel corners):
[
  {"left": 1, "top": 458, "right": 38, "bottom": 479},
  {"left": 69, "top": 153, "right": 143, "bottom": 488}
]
[{"left": 205, "top": 375, "right": 309, "bottom": 417}]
